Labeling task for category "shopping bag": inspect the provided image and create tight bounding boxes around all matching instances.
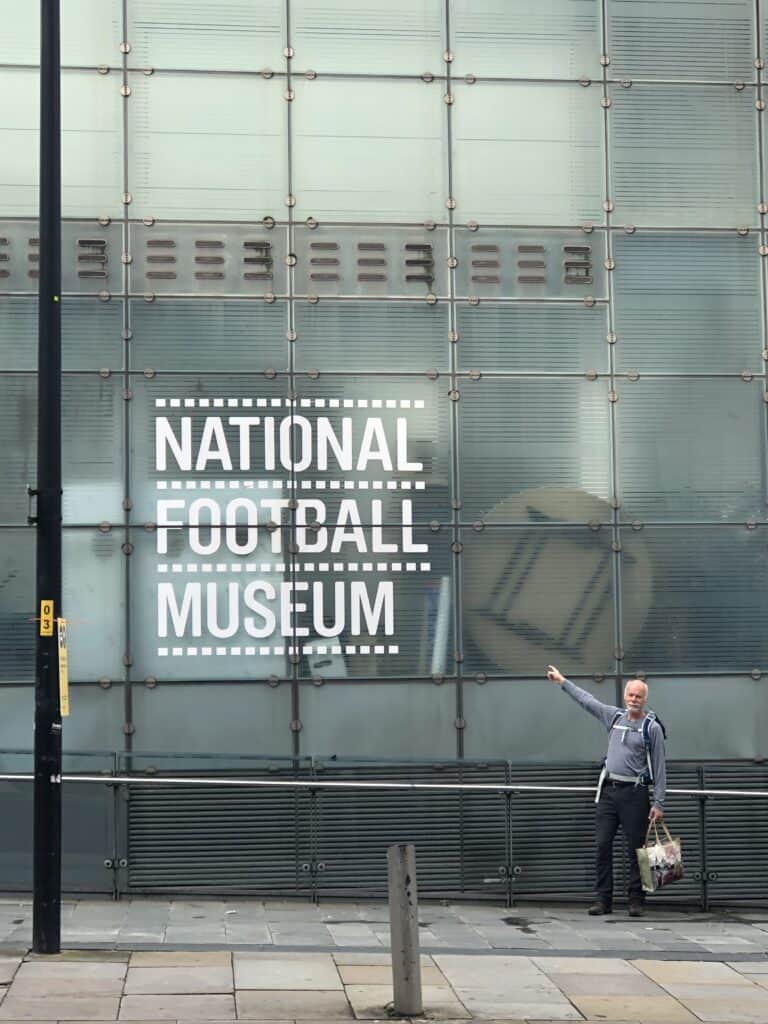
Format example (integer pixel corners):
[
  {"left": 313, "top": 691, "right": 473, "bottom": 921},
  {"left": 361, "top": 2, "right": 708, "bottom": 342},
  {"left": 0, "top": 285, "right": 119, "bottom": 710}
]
[{"left": 636, "top": 821, "right": 684, "bottom": 893}]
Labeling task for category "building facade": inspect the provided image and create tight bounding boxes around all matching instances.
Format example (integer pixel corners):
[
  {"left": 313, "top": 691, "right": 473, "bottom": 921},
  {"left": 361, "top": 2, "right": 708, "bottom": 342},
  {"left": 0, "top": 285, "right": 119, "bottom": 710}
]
[{"left": 1, "top": 0, "right": 768, "bottom": 899}]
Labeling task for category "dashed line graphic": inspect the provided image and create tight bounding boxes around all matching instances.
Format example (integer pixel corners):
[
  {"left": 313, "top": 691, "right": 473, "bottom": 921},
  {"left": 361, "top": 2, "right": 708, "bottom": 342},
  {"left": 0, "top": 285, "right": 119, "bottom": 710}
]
[
  {"left": 155, "top": 398, "right": 426, "bottom": 410},
  {"left": 156, "top": 479, "right": 426, "bottom": 491},
  {"left": 158, "top": 645, "right": 400, "bottom": 657},
  {"left": 157, "top": 562, "right": 431, "bottom": 574}
]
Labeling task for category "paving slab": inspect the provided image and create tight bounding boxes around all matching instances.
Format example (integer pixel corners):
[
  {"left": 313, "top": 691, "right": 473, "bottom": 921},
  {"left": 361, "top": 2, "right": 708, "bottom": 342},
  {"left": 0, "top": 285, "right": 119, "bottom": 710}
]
[
  {"left": 332, "top": 953, "right": 435, "bottom": 966},
  {"left": 234, "top": 955, "right": 342, "bottom": 990},
  {"left": 634, "top": 959, "right": 751, "bottom": 986},
  {"left": 0, "top": 995, "right": 121, "bottom": 1020},
  {"left": 733, "top": 962, "right": 768, "bottom": 974},
  {"left": 546, "top": 970, "right": 667, "bottom": 997},
  {"left": 569, "top": 993, "right": 700, "bottom": 1022},
  {"left": 451, "top": 993, "right": 580, "bottom": 1019},
  {"left": 676, "top": 1000, "right": 768, "bottom": 1023},
  {"left": 26, "top": 951, "right": 130, "bottom": 963},
  {"left": 337, "top": 964, "right": 445, "bottom": 985},
  {"left": 9, "top": 962, "right": 126, "bottom": 997},
  {"left": 119, "top": 994, "right": 236, "bottom": 1020},
  {"left": 433, "top": 955, "right": 545, "bottom": 987},
  {"left": 235, "top": 989, "right": 352, "bottom": 1019},
  {"left": 124, "top": 965, "right": 233, "bottom": 994},
  {"left": 532, "top": 956, "right": 638, "bottom": 975},
  {"left": 0, "top": 961, "right": 20, "bottom": 986},
  {"left": 130, "top": 951, "right": 231, "bottom": 968},
  {"left": 344, "top": 984, "right": 470, "bottom": 1020}
]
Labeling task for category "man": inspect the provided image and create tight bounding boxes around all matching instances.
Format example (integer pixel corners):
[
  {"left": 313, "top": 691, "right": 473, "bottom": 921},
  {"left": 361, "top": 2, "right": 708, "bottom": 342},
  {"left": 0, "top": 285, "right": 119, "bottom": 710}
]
[{"left": 546, "top": 664, "right": 666, "bottom": 918}]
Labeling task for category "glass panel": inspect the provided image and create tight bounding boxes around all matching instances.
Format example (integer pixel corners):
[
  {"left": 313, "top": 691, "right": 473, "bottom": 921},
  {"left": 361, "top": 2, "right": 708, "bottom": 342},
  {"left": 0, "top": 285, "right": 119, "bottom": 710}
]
[
  {"left": 130, "top": 526, "right": 292, "bottom": 682},
  {"left": 131, "top": 684, "right": 293, "bottom": 756},
  {"left": 293, "top": 225, "right": 449, "bottom": 299},
  {"left": 620, "top": 527, "right": 768, "bottom": 672},
  {"left": 63, "top": 529, "right": 125, "bottom": 681},
  {"left": 615, "top": 378, "right": 764, "bottom": 522},
  {"left": 609, "top": 85, "right": 758, "bottom": 228},
  {"left": 1, "top": 374, "right": 123, "bottom": 523},
  {"left": 292, "top": 0, "right": 444, "bottom": 75},
  {"left": 294, "top": 302, "right": 449, "bottom": 373},
  {"left": 0, "top": 530, "right": 34, "bottom": 683},
  {"left": 129, "top": 222, "right": 288, "bottom": 298},
  {"left": 130, "top": 300, "right": 288, "bottom": 373},
  {"left": 129, "top": 372, "right": 290, "bottom": 521},
  {"left": 462, "top": 678, "right": 618, "bottom": 760},
  {"left": 458, "top": 378, "right": 611, "bottom": 521},
  {"left": 0, "top": 297, "right": 123, "bottom": 372},
  {"left": 454, "top": 227, "right": 607, "bottom": 300},
  {"left": 450, "top": 0, "right": 602, "bottom": 79},
  {"left": 292, "top": 79, "right": 446, "bottom": 223},
  {"left": 300, "top": 681, "right": 457, "bottom": 757},
  {"left": 453, "top": 82, "right": 604, "bottom": 226},
  {"left": 2, "top": 0, "right": 122, "bottom": 67},
  {"left": 639, "top": 677, "right": 761, "bottom": 760},
  {"left": 456, "top": 303, "right": 608, "bottom": 374},
  {"left": 293, "top": 376, "right": 452, "bottom": 524},
  {"left": 128, "top": 74, "right": 285, "bottom": 220},
  {"left": 64, "top": 375, "right": 125, "bottom": 523},
  {"left": 462, "top": 526, "right": 619, "bottom": 675},
  {"left": 0, "top": 69, "right": 123, "bottom": 219},
  {"left": 127, "top": 0, "right": 285, "bottom": 72},
  {"left": 613, "top": 232, "right": 763, "bottom": 374},
  {"left": 608, "top": 0, "right": 755, "bottom": 81},
  {"left": 294, "top": 527, "right": 454, "bottom": 679}
]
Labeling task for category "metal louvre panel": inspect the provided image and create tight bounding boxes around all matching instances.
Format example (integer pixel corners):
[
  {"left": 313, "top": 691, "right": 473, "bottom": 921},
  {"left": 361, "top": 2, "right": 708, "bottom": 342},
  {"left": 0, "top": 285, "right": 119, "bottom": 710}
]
[
  {"left": 127, "top": 775, "right": 313, "bottom": 895},
  {"left": 456, "top": 762, "right": 509, "bottom": 898},
  {"left": 703, "top": 765, "right": 768, "bottom": 902},
  {"left": 507, "top": 765, "right": 597, "bottom": 899},
  {"left": 314, "top": 761, "right": 468, "bottom": 897}
]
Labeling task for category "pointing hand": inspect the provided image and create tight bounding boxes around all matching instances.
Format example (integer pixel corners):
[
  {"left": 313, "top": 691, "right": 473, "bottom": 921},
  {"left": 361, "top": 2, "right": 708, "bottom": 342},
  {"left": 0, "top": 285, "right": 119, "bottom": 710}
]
[{"left": 546, "top": 665, "right": 565, "bottom": 684}]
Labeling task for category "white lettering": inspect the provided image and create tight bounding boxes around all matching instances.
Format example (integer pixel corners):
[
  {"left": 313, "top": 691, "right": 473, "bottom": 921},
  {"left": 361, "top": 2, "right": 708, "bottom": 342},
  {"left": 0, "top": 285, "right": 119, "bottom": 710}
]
[{"left": 155, "top": 416, "right": 191, "bottom": 472}]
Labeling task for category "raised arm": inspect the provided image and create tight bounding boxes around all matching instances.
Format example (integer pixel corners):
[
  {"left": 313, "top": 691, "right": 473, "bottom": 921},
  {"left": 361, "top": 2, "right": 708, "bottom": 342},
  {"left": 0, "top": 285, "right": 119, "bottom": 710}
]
[{"left": 546, "top": 665, "right": 621, "bottom": 730}]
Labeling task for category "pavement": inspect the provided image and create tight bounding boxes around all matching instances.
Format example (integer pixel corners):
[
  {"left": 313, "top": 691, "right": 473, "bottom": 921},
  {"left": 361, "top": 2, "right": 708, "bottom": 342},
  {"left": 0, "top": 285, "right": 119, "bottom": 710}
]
[{"left": 2, "top": 898, "right": 768, "bottom": 1022}]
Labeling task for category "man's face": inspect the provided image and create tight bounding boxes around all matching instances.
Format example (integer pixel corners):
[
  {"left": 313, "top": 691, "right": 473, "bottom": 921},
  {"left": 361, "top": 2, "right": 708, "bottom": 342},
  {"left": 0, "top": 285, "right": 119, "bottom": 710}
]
[{"left": 624, "top": 679, "right": 648, "bottom": 715}]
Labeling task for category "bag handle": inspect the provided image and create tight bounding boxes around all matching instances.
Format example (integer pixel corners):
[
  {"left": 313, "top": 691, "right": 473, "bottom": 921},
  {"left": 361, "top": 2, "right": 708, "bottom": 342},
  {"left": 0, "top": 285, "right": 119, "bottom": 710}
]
[{"left": 645, "top": 820, "right": 674, "bottom": 846}]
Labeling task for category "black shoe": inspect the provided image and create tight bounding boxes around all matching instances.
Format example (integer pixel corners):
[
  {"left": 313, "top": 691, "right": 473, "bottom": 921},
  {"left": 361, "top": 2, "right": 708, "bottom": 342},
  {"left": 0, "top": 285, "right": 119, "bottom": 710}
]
[
  {"left": 587, "top": 901, "right": 612, "bottom": 916},
  {"left": 628, "top": 900, "right": 644, "bottom": 918}
]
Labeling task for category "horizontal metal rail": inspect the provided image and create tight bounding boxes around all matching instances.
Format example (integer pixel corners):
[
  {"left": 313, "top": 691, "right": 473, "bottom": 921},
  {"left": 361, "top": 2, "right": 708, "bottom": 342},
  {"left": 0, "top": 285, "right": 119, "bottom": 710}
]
[{"left": 0, "top": 773, "right": 767, "bottom": 799}]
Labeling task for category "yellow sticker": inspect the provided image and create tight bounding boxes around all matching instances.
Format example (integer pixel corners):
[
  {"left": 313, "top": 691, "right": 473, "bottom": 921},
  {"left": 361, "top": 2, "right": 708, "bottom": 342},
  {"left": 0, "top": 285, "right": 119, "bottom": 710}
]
[
  {"left": 40, "top": 600, "right": 54, "bottom": 637},
  {"left": 57, "top": 618, "right": 69, "bottom": 718}
]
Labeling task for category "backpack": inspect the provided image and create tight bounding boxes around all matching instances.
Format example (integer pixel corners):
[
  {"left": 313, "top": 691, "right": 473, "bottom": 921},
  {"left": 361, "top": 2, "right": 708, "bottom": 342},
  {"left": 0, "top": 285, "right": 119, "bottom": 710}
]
[{"left": 607, "top": 709, "right": 667, "bottom": 784}]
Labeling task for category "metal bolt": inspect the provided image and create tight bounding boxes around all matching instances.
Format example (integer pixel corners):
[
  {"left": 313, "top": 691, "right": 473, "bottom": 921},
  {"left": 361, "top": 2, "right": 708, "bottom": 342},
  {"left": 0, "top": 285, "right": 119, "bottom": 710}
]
[
  {"left": 585, "top": 368, "right": 598, "bottom": 381},
  {"left": 291, "top": 719, "right": 302, "bottom": 732},
  {"left": 582, "top": 222, "right": 594, "bottom": 233},
  {"left": 308, "top": 294, "right": 319, "bottom": 304},
  {"left": 624, "top": 224, "right": 636, "bottom": 234},
  {"left": 621, "top": 78, "right": 632, "bottom": 89},
  {"left": 122, "top": 192, "right": 132, "bottom": 205},
  {"left": 121, "top": 252, "right": 132, "bottom": 264},
  {"left": 284, "top": 89, "right": 295, "bottom": 101},
  {"left": 468, "top": 368, "right": 481, "bottom": 380},
  {"left": 465, "top": 73, "right": 476, "bottom": 84},
  {"left": 447, "top": 256, "right": 457, "bottom": 268},
  {"left": 424, "top": 220, "right": 436, "bottom": 231},
  {"left": 98, "top": 290, "right": 111, "bottom": 303},
  {"left": 286, "top": 254, "right": 297, "bottom": 266},
  {"left": 607, "top": 331, "right": 617, "bottom": 344},
  {"left": 98, "top": 367, "right": 111, "bottom": 379},
  {"left": 305, "top": 69, "right": 317, "bottom": 80},
  {"left": 760, "top": 245, "right": 768, "bottom": 256},
  {"left": 99, "top": 677, "right": 111, "bottom": 689},
  {"left": 756, "top": 58, "right": 765, "bottom": 69},
  {"left": 604, "top": 258, "right": 615, "bottom": 270},
  {"left": 432, "top": 673, "right": 445, "bottom": 685},
  {"left": 448, "top": 389, "right": 460, "bottom": 401},
  {"left": 284, "top": 46, "right": 294, "bottom": 58},
  {"left": 429, "top": 520, "right": 441, "bottom": 532},
  {"left": 287, "top": 329, "right": 297, "bottom": 341},
  {"left": 584, "top": 295, "right": 596, "bottom": 307},
  {"left": 422, "top": 71, "right": 434, "bottom": 83},
  {"left": 738, "top": 225, "right": 750, "bottom": 235},
  {"left": 443, "top": 50, "right": 453, "bottom": 63},
  {"left": 121, "top": 328, "right": 132, "bottom": 340},
  {"left": 122, "top": 541, "right": 133, "bottom": 555},
  {"left": 97, "top": 64, "right": 109, "bottom": 75},
  {"left": 143, "top": 367, "right": 155, "bottom": 379},
  {"left": 448, "top": 330, "right": 458, "bottom": 342},
  {"left": 759, "top": 100, "right": 767, "bottom": 111},
  {"left": 608, "top": 389, "right": 618, "bottom": 403},
  {"left": 263, "top": 215, "right": 276, "bottom": 228},
  {"left": 264, "top": 292, "right": 276, "bottom": 304},
  {"left": 120, "top": 84, "right": 131, "bottom": 97},
  {"left": 472, "top": 520, "right": 484, "bottom": 532},
  {"left": 120, "top": 41, "right": 131, "bottom": 54},
  {"left": 446, "top": 197, "right": 456, "bottom": 209},
  {"left": 603, "top": 199, "right": 614, "bottom": 212},
  {"left": 735, "top": 80, "right": 746, "bottom": 91},
  {"left": 143, "top": 292, "right": 155, "bottom": 303},
  {"left": 451, "top": 541, "right": 463, "bottom": 554},
  {"left": 579, "top": 75, "right": 590, "bottom": 87},
  {"left": 600, "top": 96, "right": 611, "bottom": 108},
  {"left": 98, "top": 215, "right": 111, "bottom": 226},
  {"left": 306, "top": 216, "right": 317, "bottom": 228},
  {"left": 468, "top": 295, "right": 480, "bottom": 306},
  {"left": 264, "top": 367, "right": 277, "bottom": 379},
  {"left": 600, "top": 54, "right": 611, "bottom": 66},
  {"left": 142, "top": 216, "right": 155, "bottom": 226},
  {"left": 426, "top": 293, "right": 438, "bottom": 305},
  {"left": 444, "top": 93, "right": 454, "bottom": 104},
  {"left": 98, "top": 521, "right": 111, "bottom": 533},
  {"left": 285, "top": 195, "right": 296, "bottom": 207},
  {"left": 262, "top": 68, "right": 274, "bottom": 78},
  {"left": 759, "top": 202, "right": 768, "bottom": 214},
  {"left": 627, "top": 369, "right": 639, "bottom": 381},
  {"left": 307, "top": 368, "right": 319, "bottom": 379}
]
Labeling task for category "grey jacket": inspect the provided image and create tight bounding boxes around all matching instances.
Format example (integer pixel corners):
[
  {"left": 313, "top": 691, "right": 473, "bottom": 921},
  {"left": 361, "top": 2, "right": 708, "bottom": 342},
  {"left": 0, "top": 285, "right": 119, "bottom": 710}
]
[{"left": 562, "top": 679, "right": 666, "bottom": 810}]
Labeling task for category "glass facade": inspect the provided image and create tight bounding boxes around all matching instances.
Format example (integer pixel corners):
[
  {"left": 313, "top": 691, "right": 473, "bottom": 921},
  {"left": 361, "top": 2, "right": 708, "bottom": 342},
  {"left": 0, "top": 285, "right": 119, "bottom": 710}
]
[{"left": 2, "top": 0, "right": 768, "bottom": 771}]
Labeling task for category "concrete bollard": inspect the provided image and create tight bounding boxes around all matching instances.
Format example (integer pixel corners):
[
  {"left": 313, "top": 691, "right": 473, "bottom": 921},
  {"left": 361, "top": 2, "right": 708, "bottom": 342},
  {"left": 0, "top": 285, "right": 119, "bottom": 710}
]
[{"left": 387, "top": 843, "right": 423, "bottom": 1016}]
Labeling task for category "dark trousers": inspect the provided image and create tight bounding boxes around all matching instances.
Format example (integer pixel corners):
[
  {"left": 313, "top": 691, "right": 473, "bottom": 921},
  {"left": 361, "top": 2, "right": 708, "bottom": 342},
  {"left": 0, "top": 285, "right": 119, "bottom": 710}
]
[{"left": 595, "top": 781, "right": 650, "bottom": 904}]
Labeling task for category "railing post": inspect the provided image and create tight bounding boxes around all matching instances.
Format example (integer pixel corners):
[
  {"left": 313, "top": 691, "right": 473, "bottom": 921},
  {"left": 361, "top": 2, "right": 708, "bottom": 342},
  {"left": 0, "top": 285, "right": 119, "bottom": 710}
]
[{"left": 387, "top": 843, "right": 423, "bottom": 1017}]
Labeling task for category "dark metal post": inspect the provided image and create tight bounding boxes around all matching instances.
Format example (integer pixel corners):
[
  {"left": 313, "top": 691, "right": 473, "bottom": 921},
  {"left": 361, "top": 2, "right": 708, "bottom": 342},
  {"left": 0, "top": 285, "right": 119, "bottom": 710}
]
[{"left": 33, "top": 0, "right": 63, "bottom": 955}]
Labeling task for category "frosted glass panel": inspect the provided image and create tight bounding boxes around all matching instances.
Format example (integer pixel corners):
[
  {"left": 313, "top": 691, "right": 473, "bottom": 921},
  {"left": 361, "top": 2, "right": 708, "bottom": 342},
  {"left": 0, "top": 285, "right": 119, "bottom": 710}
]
[
  {"left": 130, "top": 300, "right": 288, "bottom": 373},
  {"left": 128, "top": 0, "right": 285, "bottom": 71},
  {"left": 132, "top": 684, "right": 293, "bottom": 756},
  {"left": 610, "top": 85, "right": 758, "bottom": 227},
  {"left": 451, "top": 0, "right": 602, "bottom": 79},
  {"left": 63, "top": 530, "right": 125, "bottom": 681},
  {"left": 292, "top": 80, "right": 445, "bottom": 222},
  {"left": 1, "top": 0, "right": 122, "bottom": 67},
  {"left": 0, "top": 298, "right": 123, "bottom": 372},
  {"left": 128, "top": 74, "right": 285, "bottom": 220},
  {"left": 0, "top": 70, "right": 123, "bottom": 218},
  {"left": 458, "top": 379, "right": 611, "bottom": 520},
  {"left": 613, "top": 233, "right": 763, "bottom": 373},
  {"left": 621, "top": 528, "right": 768, "bottom": 672},
  {"left": 300, "top": 682, "right": 457, "bottom": 757},
  {"left": 615, "top": 379, "right": 764, "bottom": 522},
  {"left": 0, "top": 530, "right": 34, "bottom": 683},
  {"left": 294, "top": 302, "right": 449, "bottom": 373},
  {"left": 456, "top": 303, "right": 608, "bottom": 374},
  {"left": 453, "top": 82, "right": 604, "bottom": 225},
  {"left": 292, "top": 0, "right": 444, "bottom": 74},
  {"left": 462, "top": 527, "right": 621, "bottom": 675},
  {"left": 608, "top": 0, "right": 755, "bottom": 80}
]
